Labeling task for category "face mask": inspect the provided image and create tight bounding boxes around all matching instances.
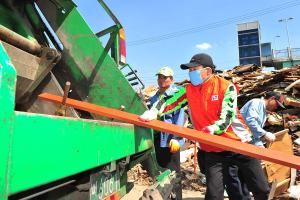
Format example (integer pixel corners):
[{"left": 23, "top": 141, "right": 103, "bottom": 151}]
[{"left": 189, "top": 70, "right": 203, "bottom": 86}]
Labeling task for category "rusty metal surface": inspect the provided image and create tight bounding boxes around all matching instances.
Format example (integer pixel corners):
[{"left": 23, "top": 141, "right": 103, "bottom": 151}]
[
  {"left": 39, "top": 93, "right": 300, "bottom": 170},
  {"left": 2, "top": 41, "right": 40, "bottom": 81},
  {"left": 2, "top": 41, "right": 60, "bottom": 104},
  {"left": 26, "top": 73, "right": 78, "bottom": 117},
  {"left": 0, "top": 25, "right": 42, "bottom": 56}
]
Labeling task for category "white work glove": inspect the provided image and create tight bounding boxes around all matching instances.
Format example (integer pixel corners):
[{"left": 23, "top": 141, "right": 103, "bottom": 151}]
[
  {"left": 288, "top": 121, "right": 297, "bottom": 131},
  {"left": 169, "top": 139, "right": 181, "bottom": 153},
  {"left": 288, "top": 121, "right": 295, "bottom": 127},
  {"left": 138, "top": 109, "right": 158, "bottom": 122},
  {"left": 264, "top": 132, "right": 276, "bottom": 142}
]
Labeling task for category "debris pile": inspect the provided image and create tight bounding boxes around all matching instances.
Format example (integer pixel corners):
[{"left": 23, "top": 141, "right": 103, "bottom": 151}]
[
  {"left": 141, "top": 85, "right": 158, "bottom": 103},
  {"left": 180, "top": 155, "right": 206, "bottom": 192},
  {"left": 127, "top": 164, "right": 153, "bottom": 186},
  {"left": 218, "top": 64, "right": 300, "bottom": 106},
  {"left": 219, "top": 65, "right": 300, "bottom": 157}
]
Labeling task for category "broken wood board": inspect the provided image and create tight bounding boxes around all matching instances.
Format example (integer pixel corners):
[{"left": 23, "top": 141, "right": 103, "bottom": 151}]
[
  {"left": 38, "top": 93, "right": 300, "bottom": 170},
  {"left": 265, "top": 130, "right": 293, "bottom": 197}
]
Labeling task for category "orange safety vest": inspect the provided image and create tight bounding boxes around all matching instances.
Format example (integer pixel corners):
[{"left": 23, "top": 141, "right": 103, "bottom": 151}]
[{"left": 186, "top": 75, "right": 251, "bottom": 152}]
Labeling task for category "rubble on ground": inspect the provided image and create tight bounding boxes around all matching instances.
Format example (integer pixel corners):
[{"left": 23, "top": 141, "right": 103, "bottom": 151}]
[
  {"left": 180, "top": 158, "right": 206, "bottom": 192},
  {"left": 219, "top": 64, "right": 300, "bottom": 159},
  {"left": 218, "top": 64, "right": 300, "bottom": 106},
  {"left": 127, "top": 164, "right": 153, "bottom": 186}
]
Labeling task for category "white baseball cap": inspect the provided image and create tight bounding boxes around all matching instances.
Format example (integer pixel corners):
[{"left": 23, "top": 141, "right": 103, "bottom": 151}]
[{"left": 156, "top": 66, "right": 174, "bottom": 77}]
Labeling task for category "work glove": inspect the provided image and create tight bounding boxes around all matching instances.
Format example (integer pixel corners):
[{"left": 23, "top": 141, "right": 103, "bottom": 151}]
[
  {"left": 169, "top": 139, "right": 181, "bottom": 154},
  {"left": 138, "top": 109, "right": 158, "bottom": 122},
  {"left": 288, "top": 121, "right": 296, "bottom": 127},
  {"left": 288, "top": 121, "right": 297, "bottom": 131},
  {"left": 264, "top": 132, "right": 276, "bottom": 142},
  {"left": 201, "top": 126, "right": 214, "bottom": 135}
]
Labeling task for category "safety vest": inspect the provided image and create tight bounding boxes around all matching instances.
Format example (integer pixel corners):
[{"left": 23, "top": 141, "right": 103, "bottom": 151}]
[{"left": 186, "top": 75, "right": 252, "bottom": 152}]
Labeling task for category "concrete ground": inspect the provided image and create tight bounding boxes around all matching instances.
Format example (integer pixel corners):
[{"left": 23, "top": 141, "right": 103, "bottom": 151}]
[
  {"left": 182, "top": 190, "right": 204, "bottom": 200},
  {"left": 121, "top": 185, "right": 205, "bottom": 200}
]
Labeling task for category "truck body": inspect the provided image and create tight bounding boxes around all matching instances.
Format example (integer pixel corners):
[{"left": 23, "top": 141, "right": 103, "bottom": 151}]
[{"left": 0, "top": 1, "right": 167, "bottom": 199}]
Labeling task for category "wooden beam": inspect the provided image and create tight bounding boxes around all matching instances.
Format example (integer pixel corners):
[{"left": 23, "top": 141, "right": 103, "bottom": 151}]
[{"left": 38, "top": 93, "right": 300, "bottom": 170}]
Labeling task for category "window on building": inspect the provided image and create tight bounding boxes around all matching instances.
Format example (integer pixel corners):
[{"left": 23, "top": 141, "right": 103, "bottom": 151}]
[
  {"left": 239, "top": 45, "right": 260, "bottom": 58},
  {"left": 238, "top": 32, "right": 259, "bottom": 46}
]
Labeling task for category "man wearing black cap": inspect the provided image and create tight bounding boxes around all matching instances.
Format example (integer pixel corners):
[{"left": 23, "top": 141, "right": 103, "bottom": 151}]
[
  {"left": 241, "top": 91, "right": 285, "bottom": 147},
  {"left": 139, "top": 53, "right": 270, "bottom": 200}
]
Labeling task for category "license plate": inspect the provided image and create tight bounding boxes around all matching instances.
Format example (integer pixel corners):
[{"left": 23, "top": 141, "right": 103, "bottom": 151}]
[{"left": 90, "top": 170, "right": 120, "bottom": 200}]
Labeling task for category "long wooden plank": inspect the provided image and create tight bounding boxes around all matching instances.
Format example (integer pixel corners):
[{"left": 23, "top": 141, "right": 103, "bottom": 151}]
[{"left": 38, "top": 93, "right": 300, "bottom": 170}]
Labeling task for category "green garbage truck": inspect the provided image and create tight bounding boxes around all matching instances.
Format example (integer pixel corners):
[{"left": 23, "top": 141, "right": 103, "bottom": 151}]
[{"left": 0, "top": 1, "right": 175, "bottom": 199}]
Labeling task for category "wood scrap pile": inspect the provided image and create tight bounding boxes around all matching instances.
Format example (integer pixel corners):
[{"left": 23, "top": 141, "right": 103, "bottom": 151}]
[
  {"left": 181, "top": 161, "right": 206, "bottom": 192},
  {"left": 180, "top": 142, "right": 206, "bottom": 192},
  {"left": 127, "top": 164, "right": 153, "bottom": 186},
  {"left": 141, "top": 85, "right": 158, "bottom": 103},
  {"left": 218, "top": 64, "right": 300, "bottom": 106},
  {"left": 218, "top": 64, "right": 300, "bottom": 155}
]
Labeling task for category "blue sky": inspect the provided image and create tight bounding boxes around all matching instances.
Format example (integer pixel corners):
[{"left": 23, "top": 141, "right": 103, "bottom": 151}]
[{"left": 73, "top": 0, "right": 300, "bottom": 86}]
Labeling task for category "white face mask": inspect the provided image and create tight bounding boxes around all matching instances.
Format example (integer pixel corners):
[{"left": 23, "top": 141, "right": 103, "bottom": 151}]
[{"left": 189, "top": 70, "right": 203, "bottom": 86}]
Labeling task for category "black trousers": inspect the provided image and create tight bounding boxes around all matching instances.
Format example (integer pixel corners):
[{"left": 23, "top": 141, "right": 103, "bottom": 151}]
[
  {"left": 204, "top": 151, "right": 270, "bottom": 200},
  {"left": 225, "top": 164, "right": 251, "bottom": 200},
  {"left": 154, "top": 134, "right": 182, "bottom": 200},
  {"left": 197, "top": 148, "right": 207, "bottom": 174},
  {"left": 198, "top": 149, "right": 251, "bottom": 199}
]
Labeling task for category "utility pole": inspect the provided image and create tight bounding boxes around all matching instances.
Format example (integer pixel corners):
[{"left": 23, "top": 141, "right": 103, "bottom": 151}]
[
  {"left": 273, "top": 35, "right": 280, "bottom": 50},
  {"left": 273, "top": 35, "right": 280, "bottom": 59},
  {"left": 278, "top": 17, "right": 293, "bottom": 59}
]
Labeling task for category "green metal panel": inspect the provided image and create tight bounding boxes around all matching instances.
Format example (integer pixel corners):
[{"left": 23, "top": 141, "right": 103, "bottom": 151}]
[
  {"left": 282, "top": 60, "right": 300, "bottom": 67},
  {"left": 0, "top": 1, "right": 159, "bottom": 197},
  {"left": 0, "top": 42, "right": 16, "bottom": 200},
  {"left": 36, "top": 1, "right": 147, "bottom": 116},
  {"left": 9, "top": 113, "right": 153, "bottom": 195},
  {"left": 0, "top": 42, "right": 154, "bottom": 196},
  {"left": 0, "top": 4, "right": 37, "bottom": 42}
]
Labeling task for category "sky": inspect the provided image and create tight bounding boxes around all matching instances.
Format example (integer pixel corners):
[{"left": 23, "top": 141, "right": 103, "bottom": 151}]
[{"left": 73, "top": 0, "right": 300, "bottom": 87}]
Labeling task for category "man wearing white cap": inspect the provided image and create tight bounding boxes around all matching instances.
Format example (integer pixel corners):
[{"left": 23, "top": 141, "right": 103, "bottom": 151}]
[{"left": 149, "top": 66, "right": 185, "bottom": 200}]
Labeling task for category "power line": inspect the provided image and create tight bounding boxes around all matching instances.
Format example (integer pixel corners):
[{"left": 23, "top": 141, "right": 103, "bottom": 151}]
[{"left": 128, "top": 0, "right": 300, "bottom": 46}]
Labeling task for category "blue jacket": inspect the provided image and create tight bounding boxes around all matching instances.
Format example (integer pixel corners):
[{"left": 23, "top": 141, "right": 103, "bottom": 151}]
[
  {"left": 240, "top": 98, "right": 267, "bottom": 147},
  {"left": 150, "top": 85, "right": 185, "bottom": 147}
]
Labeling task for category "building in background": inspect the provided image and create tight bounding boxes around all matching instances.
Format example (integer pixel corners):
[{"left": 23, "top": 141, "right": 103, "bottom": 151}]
[
  {"left": 237, "top": 21, "right": 300, "bottom": 69},
  {"left": 237, "top": 21, "right": 262, "bottom": 66},
  {"left": 261, "top": 42, "right": 272, "bottom": 59}
]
